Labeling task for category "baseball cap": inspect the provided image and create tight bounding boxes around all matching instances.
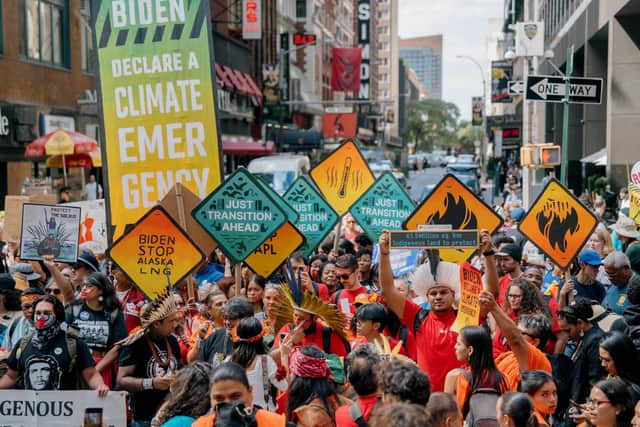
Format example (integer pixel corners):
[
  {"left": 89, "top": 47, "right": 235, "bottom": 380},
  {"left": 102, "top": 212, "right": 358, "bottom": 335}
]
[
  {"left": 496, "top": 243, "right": 523, "bottom": 262},
  {"left": 578, "top": 249, "right": 602, "bottom": 266},
  {"left": 510, "top": 207, "right": 526, "bottom": 222}
]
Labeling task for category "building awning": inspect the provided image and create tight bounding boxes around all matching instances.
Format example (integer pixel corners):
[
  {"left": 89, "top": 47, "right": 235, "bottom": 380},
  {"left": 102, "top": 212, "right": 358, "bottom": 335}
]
[
  {"left": 214, "top": 64, "right": 262, "bottom": 106},
  {"left": 215, "top": 64, "right": 234, "bottom": 92},
  {"left": 222, "top": 135, "right": 275, "bottom": 155},
  {"left": 243, "top": 72, "right": 263, "bottom": 106},
  {"left": 580, "top": 148, "right": 607, "bottom": 166}
]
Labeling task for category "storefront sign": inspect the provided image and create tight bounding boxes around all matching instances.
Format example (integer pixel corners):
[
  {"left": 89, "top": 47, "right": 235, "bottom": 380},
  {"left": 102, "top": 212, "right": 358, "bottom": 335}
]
[
  {"left": 242, "top": 0, "right": 261, "bottom": 40},
  {"left": 451, "top": 262, "right": 483, "bottom": 332},
  {"left": 93, "top": 0, "right": 223, "bottom": 241},
  {"left": 283, "top": 176, "right": 339, "bottom": 257},
  {"left": 40, "top": 114, "right": 75, "bottom": 134},
  {"left": 357, "top": 0, "right": 371, "bottom": 100},
  {"left": 0, "top": 107, "right": 10, "bottom": 137},
  {"left": 192, "top": 168, "right": 287, "bottom": 264},
  {"left": 0, "top": 390, "right": 126, "bottom": 426},
  {"left": 20, "top": 203, "right": 81, "bottom": 264},
  {"left": 108, "top": 205, "right": 204, "bottom": 299},
  {"left": 351, "top": 172, "right": 415, "bottom": 241}
]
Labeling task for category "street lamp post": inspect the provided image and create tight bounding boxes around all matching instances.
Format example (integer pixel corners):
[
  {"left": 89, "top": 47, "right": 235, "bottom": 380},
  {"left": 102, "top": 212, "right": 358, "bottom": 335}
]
[{"left": 456, "top": 55, "right": 487, "bottom": 170}]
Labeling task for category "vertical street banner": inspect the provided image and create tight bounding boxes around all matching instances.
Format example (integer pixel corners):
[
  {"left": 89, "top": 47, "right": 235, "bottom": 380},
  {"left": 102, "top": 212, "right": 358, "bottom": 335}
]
[
  {"left": 471, "top": 96, "right": 483, "bottom": 126},
  {"left": 451, "top": 262, "right": 483, "bottom": 332},
  {"left": 92, "top": 0, "right": 223, "bottom": 241},
  {"left": 491, "top": 60, "right": 512, "bottom": 103},
  {"left": 242, "top": 0, "right": 261, "bottom": 40},
  {"left": 331, "top": 48, "right": 362, "bottom": 92},
  {"left": 280, "top": 33, "right": 290, "bottom": 103},
  {"left": 357, "top": 0, "right": 371, "bottom": 100}
]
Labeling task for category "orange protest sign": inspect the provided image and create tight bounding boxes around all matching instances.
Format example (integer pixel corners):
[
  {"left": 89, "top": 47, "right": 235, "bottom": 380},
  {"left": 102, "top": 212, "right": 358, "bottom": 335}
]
[
  {"left": 451, "top": 262, "right": 483, "bottom": 332},
  {"left": 518, "top": 178, "right": 598, "bottom": 269},
  {"left": 108, "top": 206, "right": 205, "bottom": 299},
  {"left": 322, "top": 113, "right": 357, "bottom": 138},
  {"left": 309, "top": 139, "right": 375, "bottom": 216},
  {"left": 404, "top": 174, "right": 503, "bottom": 263},
  {"left": 245, "top": 221, "right": 306, "bottom": 278}
]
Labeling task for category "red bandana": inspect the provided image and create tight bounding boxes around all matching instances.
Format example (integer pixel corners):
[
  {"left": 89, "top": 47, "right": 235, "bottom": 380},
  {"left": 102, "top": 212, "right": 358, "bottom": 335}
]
[{"left": 289, "top": 348, "right": 330, "bottom": 379}]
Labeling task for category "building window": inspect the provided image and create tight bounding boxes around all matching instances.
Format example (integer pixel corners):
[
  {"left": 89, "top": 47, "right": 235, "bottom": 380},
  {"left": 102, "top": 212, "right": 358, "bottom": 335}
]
[
  {"left": 20, "top": 0, "right": 69, "bottom": 67},
  {"left": 296, "top": 0, "right": 306, "bottom": 18},
  {"left": 80, "top": 0, "right": 94, "bottom": 72}
]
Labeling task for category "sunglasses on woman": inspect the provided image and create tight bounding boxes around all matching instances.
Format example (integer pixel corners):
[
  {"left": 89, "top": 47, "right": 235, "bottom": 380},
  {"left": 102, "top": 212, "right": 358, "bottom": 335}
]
[{"left": 45, "top": 288, "right": 62, "bottom": 295}]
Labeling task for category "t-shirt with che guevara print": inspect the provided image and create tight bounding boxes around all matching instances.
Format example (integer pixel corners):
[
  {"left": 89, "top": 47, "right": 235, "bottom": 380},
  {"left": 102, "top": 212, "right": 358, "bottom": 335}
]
[{"left": 7, "top": 329, "right": 95, "bottom": 390}]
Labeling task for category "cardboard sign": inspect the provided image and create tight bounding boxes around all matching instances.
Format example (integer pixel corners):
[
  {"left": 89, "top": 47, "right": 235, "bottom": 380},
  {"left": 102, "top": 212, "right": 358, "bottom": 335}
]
[
  {"left": 404, "top": 174, "right": 503, "bottom": 263},
  {"left": 20, "top": 203, "right": 81, "bottom": 263},
  {"left": 93, "top": 0, "right": 223, "bottom": 242},
  {"left": 2, "top": 195, "right": 58, "bottom": 243},
  {"left": 283, "top": 176, "right": 339, "bottom": 256},
  {"left": 245, "top": 221, "right": 306, "bottom": 278},
  {"left": 0, "top": 390, "right": 126, "bottom": 426},
  {"left": 389, "top": 230, "right": 479, "bottom": 249},
  {"left": 309, "top": 139, "right": 375, "bottom": 215},
  {"left": 192, "top": 168, "right": 287, "bottom": 264},
  {"left": 350, "top": 171, "right": 415, "bottom": 241},
  {"left": 518, "top": 178, "right": 598, "bottom": 269},
  {"left": 451, "top": 262, "right": 483, "bottom": 332},
  {"left": 108, "top": 206, "right": 204, "bottom": 299},
  {"left": 67, "top": 199, "right": 108, "bottom": 254},
  {"left": 160, "top": 183, "right": 217, "bottom": 256}
]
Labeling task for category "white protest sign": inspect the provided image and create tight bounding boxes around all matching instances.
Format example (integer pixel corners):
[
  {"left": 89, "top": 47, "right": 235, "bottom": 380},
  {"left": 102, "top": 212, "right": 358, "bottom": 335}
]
[
  {"left": 67, "top": 199, "right": 108, "bottom": 255},
  {"left": 19, "top": 204, "right": 81, "bottom": 264}
]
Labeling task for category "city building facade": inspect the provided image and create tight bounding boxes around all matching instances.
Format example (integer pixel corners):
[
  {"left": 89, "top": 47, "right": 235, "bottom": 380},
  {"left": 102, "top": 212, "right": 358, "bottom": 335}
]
[{"left": 399, "top": 34, "right": 443, "bottom": 100}]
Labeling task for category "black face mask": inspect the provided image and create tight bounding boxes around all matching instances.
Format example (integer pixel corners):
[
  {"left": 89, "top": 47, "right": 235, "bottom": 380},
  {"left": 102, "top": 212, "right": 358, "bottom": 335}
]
[{"left": 214, "top": 401, "right": 257, "bottom": 427}]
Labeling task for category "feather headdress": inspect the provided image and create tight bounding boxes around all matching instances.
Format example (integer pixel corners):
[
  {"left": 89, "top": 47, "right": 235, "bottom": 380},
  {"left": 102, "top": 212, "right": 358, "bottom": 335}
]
[
  {"left": 116, "top": 289, "right": 177, "bottom": 347},
  {"left": 271, "top": 260, "right": 348, "bottom": 339},
  {"left": 373, "top": 335, "right": 415, "bottom": 365}
]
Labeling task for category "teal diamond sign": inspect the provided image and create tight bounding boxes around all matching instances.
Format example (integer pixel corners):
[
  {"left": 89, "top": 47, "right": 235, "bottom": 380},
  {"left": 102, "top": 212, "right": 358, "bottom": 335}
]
[
  {"left": 192, "top": 168, "right": 287, "bottom": 264},
  {"left": 350, "top": 171, "right": 416, "bottom": 241},
  {"left": 283, "top": 176, "right": 339, "bottom": 256},
  {"left": 254, "top": 176, "right": 299, "bottom": 223}
]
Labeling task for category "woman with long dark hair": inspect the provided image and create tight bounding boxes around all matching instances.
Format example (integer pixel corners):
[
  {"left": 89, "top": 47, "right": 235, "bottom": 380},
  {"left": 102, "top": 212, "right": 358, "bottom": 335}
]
[
  {"left": 192, "top": 362, "right": 287, "bottom": 427},
  {"left": 228, "top": 317, "right": 287, "bottom": 410},
  {"left": 246, "top": 275, "right": 267, "bottom": 319},
  {"left": 578, "top": 379, "right": 634, "bottom": 427},
  {"left": 65, "top": 272, "right": 127, "bottom": 387},
  {"left": 444, "top": 325, "right": 509, "bottom": 417},
  {"left": 286, "top": 345, "right": 342, "bottom": 426},
  {"left": 153, "top": 361, "right": 213, "bottom": 426},
  {"left": 497, "top": 391, "right": 539, "bottom": 427},
  {"left": 599, "top": 332, "right": 640, "bottom": 399},
  {"left": 519, "top": 370, "right": 558, "bottom": 427}
]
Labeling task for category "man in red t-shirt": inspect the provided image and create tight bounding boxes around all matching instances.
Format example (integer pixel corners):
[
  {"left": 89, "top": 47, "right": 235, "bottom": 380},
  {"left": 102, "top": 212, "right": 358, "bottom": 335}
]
[
  {"left": 332, "top": 254, "right": 369, "bottom": 314},
  {"left": 494, "top": 243, "right": 523, "bottom": 306},
  {"left": 378, "top": 231, "right": 464, "bottom": 392},
  {"left": 335, "top": 344, "right": 381, "bottom": 427}
]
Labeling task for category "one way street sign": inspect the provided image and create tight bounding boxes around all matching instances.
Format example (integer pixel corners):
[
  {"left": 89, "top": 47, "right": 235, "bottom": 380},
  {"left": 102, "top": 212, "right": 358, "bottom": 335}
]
[
  {"left": 526, "top": 75, "right": 603, "bottom": 104},
  {"left": 508, "top": 81, "right": 525, "bottom": 95}
]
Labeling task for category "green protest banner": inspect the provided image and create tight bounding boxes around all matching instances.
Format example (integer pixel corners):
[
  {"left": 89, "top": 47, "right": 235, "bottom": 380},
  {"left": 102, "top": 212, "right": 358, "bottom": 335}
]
[
  {"left": 350, "top": 171, "right": 415, "bottom": 241},
  {"left": 92, "top": 0, "right": 223, "bottom": 242},
  {"left": 283, "top": 176, "right": 339, "bottom": 256},
  {"left": 192, "top": 168, "right": 287, "bottom": 264}
]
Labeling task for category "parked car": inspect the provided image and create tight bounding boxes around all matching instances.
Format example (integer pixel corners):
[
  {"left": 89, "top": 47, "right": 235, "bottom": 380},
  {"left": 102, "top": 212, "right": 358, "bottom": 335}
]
[
  {"left": 248, "top": 154, "right": 310, "bottom": 194},
  {"left": 446, "top": 162, "right": 482, "bottom": 195},
  {"left": 457, "top": 154, "right": 476, "bottom": 164}
]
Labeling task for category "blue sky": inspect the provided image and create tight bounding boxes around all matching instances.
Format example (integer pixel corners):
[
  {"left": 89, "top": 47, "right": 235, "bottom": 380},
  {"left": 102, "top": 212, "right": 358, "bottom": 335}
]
[{"left": 399, "top": 0, "right": 504, "bottom": 120}]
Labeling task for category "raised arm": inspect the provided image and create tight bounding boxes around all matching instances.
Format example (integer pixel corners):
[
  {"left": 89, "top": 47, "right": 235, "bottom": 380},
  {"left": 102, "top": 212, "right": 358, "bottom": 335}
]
[
  {"left": 479, "top": 230, "right": 499, "bottom": 297},
  {"left": 378, "top": 231, "right": 405, "bottom": 319}
]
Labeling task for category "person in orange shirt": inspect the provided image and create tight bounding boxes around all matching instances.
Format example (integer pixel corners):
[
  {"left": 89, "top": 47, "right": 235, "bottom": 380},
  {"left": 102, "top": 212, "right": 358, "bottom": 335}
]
[
  {"left": 519, "top": 370, "right": 558, "bottom": 427},
  {"left": 478, "top": 290, "right": 552, "bottom": 391},
  {"left": 192, "top": 361, "right": 287, "bottom": 427}
]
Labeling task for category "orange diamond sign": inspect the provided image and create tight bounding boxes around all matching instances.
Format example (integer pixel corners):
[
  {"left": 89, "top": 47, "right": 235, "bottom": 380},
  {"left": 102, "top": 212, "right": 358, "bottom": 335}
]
[
  {"left": 404, "top": 174, "right": 503, "bottom": 263},
  {"left": 245, "top": 221, "right": 306, "bottom": 278},
  {"left": 518, "top": 178, "right": 598, "bottom": 269},
  {"left": 309, "top": 139, "right": 375, "bottom": 216},
  {"left": 108, "top": 206, "right": 205, "bottom": 299}
]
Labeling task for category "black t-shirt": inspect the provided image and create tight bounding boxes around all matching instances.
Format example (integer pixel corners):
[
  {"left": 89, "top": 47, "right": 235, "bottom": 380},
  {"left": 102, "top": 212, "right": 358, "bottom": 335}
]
[
  {"left": 7, "top": 329, "right": 95, "bottom": 391},
  {"left": 118, "top": 333, "right": 181, "bottom": 421},
  {"left": 198, "top": 328, "right": 233, "bottom": 367},
  {"left": 65, "top": 303, "right": 128, "bottom": 351}
]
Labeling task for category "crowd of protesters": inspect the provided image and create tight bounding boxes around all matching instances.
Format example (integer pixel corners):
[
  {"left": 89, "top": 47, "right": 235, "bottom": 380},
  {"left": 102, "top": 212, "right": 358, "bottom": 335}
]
[{"left": 0, "top": 181, "right": 639, "bottom": 427}]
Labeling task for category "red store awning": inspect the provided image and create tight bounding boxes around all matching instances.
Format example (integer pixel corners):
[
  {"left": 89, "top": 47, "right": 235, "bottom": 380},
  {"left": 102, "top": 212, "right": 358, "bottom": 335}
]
[
  {"left": 222, "top": 135, "right": 275, "bottom": 156},
  {"left": 214, "top": 63, "right": 262, "bottom": 105}
]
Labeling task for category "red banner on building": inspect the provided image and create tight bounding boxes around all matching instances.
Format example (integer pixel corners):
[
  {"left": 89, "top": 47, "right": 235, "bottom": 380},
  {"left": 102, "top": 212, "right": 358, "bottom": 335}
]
[
  {"left": 322, "top": 113, "right": 357, "bottom": 138},
  {"left": 331, "top": 48, "right": 362, "bottom": 92}
]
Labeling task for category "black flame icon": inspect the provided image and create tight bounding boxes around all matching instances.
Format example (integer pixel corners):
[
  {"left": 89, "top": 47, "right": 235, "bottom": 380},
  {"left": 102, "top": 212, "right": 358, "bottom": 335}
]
[
  {"left": 535, "top": 199, "right": 580, "bottom": 251},
  {"left": 426, "top": 193, "right": 478, "bottom": 229}
]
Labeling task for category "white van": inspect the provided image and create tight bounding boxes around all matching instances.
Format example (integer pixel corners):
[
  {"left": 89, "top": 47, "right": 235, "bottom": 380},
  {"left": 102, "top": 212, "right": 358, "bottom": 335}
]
[{"left": 247, "top": 154, "right": 311, "bottom": 194}]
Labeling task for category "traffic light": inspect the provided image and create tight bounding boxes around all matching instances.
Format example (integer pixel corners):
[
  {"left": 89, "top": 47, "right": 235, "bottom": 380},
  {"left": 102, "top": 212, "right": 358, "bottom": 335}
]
[{"left": 520, "top": 144, "right": 561, "bottom": 168}]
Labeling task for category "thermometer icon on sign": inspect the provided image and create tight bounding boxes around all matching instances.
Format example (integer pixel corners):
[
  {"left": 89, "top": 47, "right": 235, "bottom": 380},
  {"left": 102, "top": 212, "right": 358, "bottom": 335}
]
[{"left": 338, "top": 157, "right": 352, "bottom": 198}]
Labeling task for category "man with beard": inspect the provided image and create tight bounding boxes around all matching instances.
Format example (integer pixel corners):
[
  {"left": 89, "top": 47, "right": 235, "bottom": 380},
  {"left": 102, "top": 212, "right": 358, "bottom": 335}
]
[
  {"left": 0, "top": 295, "right": 107, "bottom": 394},
  {"left": 378, "top": 231, "right": 464, "bottom": 391}
]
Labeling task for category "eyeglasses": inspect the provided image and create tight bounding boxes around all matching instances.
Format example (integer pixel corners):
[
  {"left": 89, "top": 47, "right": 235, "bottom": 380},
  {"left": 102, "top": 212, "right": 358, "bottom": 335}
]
[
  {"left": 586, "top": 399, "right": 610, "bottom": 408},
  {"left": 46, "top": 288, "right": 62, "bottom": 295},
  {"left": 338, "top": 273, "right": 353, "bottom": 280},
  {"left": 176, "top": 301, "right": 186, "bottom": 307},
  {"left": 507, "top": 294, "right": 522, "bottom": 299}
]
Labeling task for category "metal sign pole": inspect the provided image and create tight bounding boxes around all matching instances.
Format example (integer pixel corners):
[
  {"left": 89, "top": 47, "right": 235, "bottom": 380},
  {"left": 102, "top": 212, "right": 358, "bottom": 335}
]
[{"left": 560, "top": 46, "right": 574, "bottom": 186}]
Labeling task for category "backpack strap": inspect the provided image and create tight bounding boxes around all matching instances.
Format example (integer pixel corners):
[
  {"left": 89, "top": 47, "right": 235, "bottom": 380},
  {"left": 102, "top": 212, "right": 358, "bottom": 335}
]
[
  {"left": 322, "top": 326, "right": 332, "bottom": 354},
  {"left": 348, "top": 401, "right": 369, "bottom": 427},
  {"left": 260, "top": 355, "right": 270, "bottom": 408}
]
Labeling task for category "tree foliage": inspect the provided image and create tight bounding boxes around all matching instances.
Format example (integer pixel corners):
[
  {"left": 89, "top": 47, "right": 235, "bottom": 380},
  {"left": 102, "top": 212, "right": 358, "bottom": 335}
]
[{"left": 403, "top": 99, "right": 461, "bottom": 152}]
